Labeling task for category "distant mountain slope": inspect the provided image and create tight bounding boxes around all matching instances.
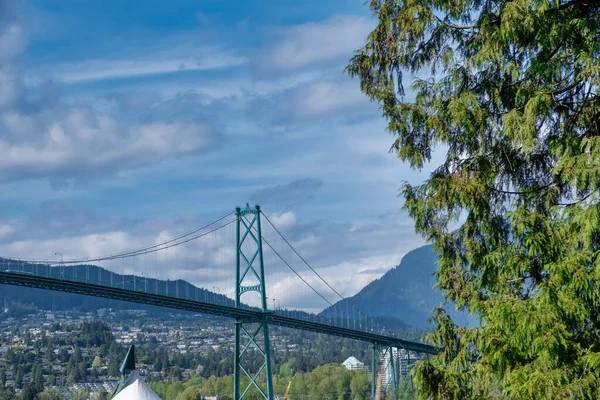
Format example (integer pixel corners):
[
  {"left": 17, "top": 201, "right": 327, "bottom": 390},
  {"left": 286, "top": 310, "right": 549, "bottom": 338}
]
[{"left": 322, "top": 244, "right": 474, "bottom": 328}]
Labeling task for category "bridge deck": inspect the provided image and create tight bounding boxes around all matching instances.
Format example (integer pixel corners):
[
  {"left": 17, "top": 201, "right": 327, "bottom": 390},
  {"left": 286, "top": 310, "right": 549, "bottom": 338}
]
[{"left": 0, "top": 271, "right": 437, "bottom": 354}]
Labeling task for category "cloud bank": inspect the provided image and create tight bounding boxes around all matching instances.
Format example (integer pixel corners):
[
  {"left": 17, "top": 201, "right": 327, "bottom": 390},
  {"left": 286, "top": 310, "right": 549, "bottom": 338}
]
[{"left": 256, "top": 15, "right": 373, "bottom": 72}]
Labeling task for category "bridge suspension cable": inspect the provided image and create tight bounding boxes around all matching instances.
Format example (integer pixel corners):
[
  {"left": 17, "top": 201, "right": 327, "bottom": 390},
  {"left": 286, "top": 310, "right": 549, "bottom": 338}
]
[
  {"left": 262, "top": 212, "right": 346, "bottom": 301},
  {"left": 259, "top": 211, "right": 380, "bottom": 332},
  {"left": 260, "top": 236, "right": 334, "bottom": 308},
  {"left": 5, "top": 211, "right": 235, "bottom": 265},
  {"left": 96, "top": 211, "right": 236, "bottom": 261}
]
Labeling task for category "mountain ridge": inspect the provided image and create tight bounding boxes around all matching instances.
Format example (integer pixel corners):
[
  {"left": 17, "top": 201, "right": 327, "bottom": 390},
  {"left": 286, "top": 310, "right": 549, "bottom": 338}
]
[{"left": 323, "top": 244, "right": 473, "bottom": 328}]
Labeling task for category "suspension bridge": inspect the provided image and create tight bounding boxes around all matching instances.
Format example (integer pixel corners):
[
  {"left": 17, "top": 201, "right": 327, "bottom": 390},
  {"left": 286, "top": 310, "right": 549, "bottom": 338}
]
[{"left": 0, "top": 204, "right": 437, "bottom": 399}]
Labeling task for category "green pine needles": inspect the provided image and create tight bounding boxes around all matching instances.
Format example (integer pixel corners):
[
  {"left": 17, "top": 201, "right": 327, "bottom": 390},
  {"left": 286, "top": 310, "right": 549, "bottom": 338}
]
[{"left": 347, "top": 0, "right": 600, "bottom": 398}]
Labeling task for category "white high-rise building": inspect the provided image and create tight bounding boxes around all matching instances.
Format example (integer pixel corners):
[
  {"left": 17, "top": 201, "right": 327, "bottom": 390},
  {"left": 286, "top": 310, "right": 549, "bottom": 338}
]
[{"left": 381, "top": 348, "right": 417, "bottom": 386}]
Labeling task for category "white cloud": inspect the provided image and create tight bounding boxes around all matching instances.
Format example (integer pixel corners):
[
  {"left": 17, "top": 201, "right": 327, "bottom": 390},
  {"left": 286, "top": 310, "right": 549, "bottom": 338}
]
[
  {"left": 257, "top": 15, "right": 373, "bottom": 72},
  {"left": 0, "top": 67, "right": 22, "bottom": 107},
  {"left": 0, "top": 7, "right": 231, "bottom": 186},
  {"left": 295, "top": 82, "right": 367, "bottom": 117},
  {"left": 48, "top": 53, "right": 247, "bottom": 84},
  {"left": 288, "top": 80, "right": 368, "bottom": 119},
  {"left": 0, "top": 217, "right": 235, "bottom": 282},
  {"left": 290, "top": 233, "right": 320, "bottom": 248},
  {"left": 250, "top": 179, "right": 324, "bottom": 207},
  {"left": 0, "top": 23, "right": 27, "bottom": 61},
  {"left": 268, "top": 211, "right": 297, "bottom": 230},
  {"left": 0, "top": 108, "right": 220, "bottom": 183},
  {"left": 0, "top": 225, "right": 15, "bottom": 239},
  {"left": 0, "top": 5, "right": 26, "bottom": 103},
  {"left": 246, "top": 78, "right": 373, "bottom": 132},
  {"left": 318, "top": 253, "right": 409, "bottom": 297},
  {"left": 1, "top": 231, "right": 133, "bottom": 263},
  {"left": 127, "top": 70, "right": 324, "bottom": 100}
]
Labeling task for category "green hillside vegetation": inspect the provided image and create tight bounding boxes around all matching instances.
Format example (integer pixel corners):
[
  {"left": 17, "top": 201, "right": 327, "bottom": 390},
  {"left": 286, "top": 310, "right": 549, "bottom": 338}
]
[{"left": 147, "top": 364, "right": 373, "bottom": 400}]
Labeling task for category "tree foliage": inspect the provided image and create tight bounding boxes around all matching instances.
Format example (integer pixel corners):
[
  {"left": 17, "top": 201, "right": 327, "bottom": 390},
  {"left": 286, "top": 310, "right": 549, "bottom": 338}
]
[
  {"left": 148, "top": 364, "right": 372, "bottom": 400},
  {"left": 347, "top": 0, "right": 600, "bottom": 398}
]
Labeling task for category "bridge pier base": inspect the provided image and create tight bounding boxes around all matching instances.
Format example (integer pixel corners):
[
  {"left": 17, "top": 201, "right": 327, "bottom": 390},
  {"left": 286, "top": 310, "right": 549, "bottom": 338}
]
[{"left": 233, "top": 317, "right": 274, "bottom": 400}]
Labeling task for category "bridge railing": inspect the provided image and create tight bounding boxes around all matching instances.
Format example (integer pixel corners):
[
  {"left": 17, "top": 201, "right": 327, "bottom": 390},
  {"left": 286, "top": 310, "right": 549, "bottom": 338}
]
[{"left": 0, "top": 259, "right": 415, "bottom": 339}]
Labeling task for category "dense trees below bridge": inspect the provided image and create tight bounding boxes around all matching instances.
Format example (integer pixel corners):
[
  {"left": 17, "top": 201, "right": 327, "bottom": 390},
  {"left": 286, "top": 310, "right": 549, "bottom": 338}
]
[
  {"left": 0, "top": 320, "right": 420, "bottom": 399},
  {"left": 147, "top": 364, "right": 383, "bottom": 400}
]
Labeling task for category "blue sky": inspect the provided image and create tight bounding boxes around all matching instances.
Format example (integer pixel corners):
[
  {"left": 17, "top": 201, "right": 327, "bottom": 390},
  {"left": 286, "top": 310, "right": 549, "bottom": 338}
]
[{"left": 0, "top": 0, "right": 437, "bottom": 311}]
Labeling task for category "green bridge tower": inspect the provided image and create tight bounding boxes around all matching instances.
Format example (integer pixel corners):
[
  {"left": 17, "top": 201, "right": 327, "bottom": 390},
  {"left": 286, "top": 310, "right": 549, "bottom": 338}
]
[{"left": 234, "top": 205, "right": 274, "bottom": 400}]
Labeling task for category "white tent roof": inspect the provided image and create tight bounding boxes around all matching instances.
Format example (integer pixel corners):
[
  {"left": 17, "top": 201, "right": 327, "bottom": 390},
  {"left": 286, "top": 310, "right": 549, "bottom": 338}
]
[
  {"left": 342, "top": 356, "right": 364, "bottom": 367},
  {"left": 113, "top": 371, "right": 162, "bottom": 400}
]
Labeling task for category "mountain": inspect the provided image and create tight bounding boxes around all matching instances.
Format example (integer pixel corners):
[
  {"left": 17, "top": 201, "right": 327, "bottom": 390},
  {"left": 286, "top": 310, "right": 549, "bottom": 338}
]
[{"left": 322, "top": 244, "right": 475, "bottom": 328}]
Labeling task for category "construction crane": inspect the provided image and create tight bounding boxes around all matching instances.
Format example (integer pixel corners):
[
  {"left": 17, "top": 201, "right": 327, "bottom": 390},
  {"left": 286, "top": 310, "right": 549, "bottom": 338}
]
[{"left": 283, "top": 380, "right": 292, "bottom": 399}]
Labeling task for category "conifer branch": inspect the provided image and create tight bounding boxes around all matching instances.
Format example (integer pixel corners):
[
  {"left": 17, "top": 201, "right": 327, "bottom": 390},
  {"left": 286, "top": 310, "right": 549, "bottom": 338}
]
[
  {"left": 434, "top": 16, "right": 476, "bottom": 30},
  {"left": 486, "top": 182, "right": 554, "bottom": 196},
  {"left": 558, "top": 192, "right": 593, "bottom": 207}
]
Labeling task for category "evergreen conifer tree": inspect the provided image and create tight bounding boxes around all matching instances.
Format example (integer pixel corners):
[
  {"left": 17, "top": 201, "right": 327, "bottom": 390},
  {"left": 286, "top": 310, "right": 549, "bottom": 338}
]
[{"left": 347, "top": 0, "right": 600, "bottom": 398}]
